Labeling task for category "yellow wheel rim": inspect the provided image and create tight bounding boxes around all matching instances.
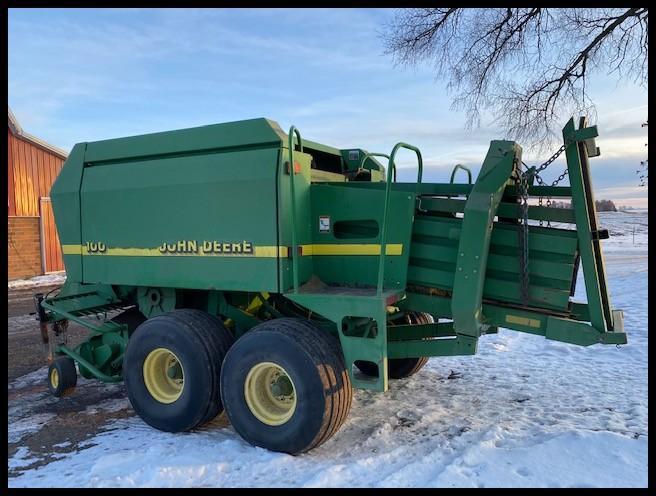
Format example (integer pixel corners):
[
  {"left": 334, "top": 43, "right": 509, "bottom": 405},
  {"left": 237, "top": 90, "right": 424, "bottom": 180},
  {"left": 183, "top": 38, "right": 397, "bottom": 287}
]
[
  {"left": 50, "top": 368, "right": 59, "bottom": 389},
  {"left": 143, "top": 348, "right": 185, "bottom": 404},
  {"left": 244, "top": 362, "right": 297, "bottom": 426}
]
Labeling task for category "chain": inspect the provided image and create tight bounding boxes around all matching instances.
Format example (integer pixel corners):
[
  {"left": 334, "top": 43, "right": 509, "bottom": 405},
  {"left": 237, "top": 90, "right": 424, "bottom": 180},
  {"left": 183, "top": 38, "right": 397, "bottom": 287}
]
[
  {"left": 514, "top": 140, "right": 571, "bottom": 304},
  {"left": 522, "top": 141, "right": 570, "bottom": 227},
  {"left": 513, "top": 163, "right": 531, "bottom": 305}
]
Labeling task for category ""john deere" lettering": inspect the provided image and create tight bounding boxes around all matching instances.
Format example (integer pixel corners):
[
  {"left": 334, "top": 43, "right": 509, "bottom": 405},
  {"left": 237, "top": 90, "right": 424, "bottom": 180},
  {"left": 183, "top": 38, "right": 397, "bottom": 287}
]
[{"left": 158, "top": 240, "right": 254, "bottom": 255}]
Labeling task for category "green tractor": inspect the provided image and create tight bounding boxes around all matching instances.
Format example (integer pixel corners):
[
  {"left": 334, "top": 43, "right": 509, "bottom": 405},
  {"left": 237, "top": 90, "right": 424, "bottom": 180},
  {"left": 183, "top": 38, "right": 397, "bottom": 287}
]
[{"left": 35, "top": 116, "right": 625, "bottom": 454}]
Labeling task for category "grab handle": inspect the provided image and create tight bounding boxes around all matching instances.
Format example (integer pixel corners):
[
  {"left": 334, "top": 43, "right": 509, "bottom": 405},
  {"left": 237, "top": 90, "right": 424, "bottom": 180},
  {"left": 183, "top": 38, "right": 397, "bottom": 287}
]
[
  {"left": 288, "top": 126, "right": 303, "bottom": 293},
  {"left": 450, "top": 164, "right": 472, "bottom": 184},
  {"left": 377, "top": 143, "right": 423, "bottom": 295}
]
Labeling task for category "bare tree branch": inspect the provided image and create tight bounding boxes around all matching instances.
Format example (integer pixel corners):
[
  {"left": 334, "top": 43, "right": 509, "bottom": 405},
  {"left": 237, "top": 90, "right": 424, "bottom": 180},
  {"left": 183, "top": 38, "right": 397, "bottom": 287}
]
[{"left": 381, "top": 8, "right": 648, "bottom": 151}]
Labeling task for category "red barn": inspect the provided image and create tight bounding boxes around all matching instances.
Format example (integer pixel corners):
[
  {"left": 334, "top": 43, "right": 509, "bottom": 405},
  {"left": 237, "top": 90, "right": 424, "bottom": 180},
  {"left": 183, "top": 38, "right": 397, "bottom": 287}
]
[{"left": 8, "top": 107, "right": 68, "bottom": 280}]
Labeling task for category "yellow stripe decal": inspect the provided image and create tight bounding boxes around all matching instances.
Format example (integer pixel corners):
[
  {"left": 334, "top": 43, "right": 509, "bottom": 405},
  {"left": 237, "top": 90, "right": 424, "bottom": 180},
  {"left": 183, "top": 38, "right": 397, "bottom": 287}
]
[
  {"left": 63, "top": 244, "right": 402, "bottom": 257},
  {"left": 62, "top": 245, "right": 82, "bottom": 255},
  {"left": 301, "top": 244, "right": 403, "bottom": 256},
  {"left": 505, "top": 314, "right": 541, "bottom": 328}
]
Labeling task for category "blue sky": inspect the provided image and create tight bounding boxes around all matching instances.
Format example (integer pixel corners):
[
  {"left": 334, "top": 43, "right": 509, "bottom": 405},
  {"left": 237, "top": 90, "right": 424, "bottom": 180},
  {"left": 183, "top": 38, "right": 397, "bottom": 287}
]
[{"left": 8, "top": 8, "right": 649, "bottom": 206}]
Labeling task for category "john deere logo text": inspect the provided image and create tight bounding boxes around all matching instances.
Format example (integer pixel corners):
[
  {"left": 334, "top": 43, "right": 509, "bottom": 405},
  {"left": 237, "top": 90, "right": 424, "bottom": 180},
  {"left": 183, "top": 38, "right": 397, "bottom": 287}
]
[{"left": 158, "top": 240, "right": 254, "bottom": 255}]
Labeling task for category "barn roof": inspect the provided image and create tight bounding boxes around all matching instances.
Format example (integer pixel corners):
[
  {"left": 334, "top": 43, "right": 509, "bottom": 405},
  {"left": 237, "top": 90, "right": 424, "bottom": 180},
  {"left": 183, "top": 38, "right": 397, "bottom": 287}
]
[{"left": 8, "top": 106, "right": 68, "bottom": 159}]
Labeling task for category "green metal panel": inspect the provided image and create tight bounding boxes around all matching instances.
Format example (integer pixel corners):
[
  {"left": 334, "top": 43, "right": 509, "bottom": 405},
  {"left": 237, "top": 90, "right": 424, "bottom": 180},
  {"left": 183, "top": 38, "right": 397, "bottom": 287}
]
[
  {"left": 50, "top": 143, "right": 87, "bottom": 282},
  {"left": 83, "top": 118, "right": 285, "bottom": 164},
  {"left": 410, "top": 242, "right": 575, "bottom": 283},
  {"left": 80, "top": 146, "right": 282, "bottom": 292},
  {"left": 286, "top": 289, "right": 398, "bottom": 392},
  {"left": 412, "top": 216, "right": 579, "bottom": 256},
  {"left": 277, "top": 146, "right": 315, "bottom": 292},
  {"left": 308, "top": 183, "right": 415, "bottom": 290}
]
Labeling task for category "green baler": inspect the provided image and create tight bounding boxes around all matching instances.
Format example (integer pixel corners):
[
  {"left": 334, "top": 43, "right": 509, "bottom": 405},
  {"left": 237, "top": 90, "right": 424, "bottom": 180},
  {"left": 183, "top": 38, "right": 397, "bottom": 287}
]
[{"left": 36, "top": 116, "right": 626, "bottom": 454}]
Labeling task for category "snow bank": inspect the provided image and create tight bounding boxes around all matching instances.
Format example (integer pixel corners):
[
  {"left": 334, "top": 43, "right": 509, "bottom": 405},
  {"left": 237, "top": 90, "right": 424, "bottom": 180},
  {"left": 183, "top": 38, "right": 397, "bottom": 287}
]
[{"left": 9, "top": 273, "right": 66, "bottom": 290}]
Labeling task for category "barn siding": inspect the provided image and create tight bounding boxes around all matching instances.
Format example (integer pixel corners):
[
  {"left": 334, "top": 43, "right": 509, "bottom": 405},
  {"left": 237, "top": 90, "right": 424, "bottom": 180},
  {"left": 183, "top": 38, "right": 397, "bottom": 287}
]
[
  {"left": 8, "top": 129, "right": 16, "bottom": 216},
  {"left": 8, "top": 129, "right": 65, "bottom": 217},
  {"left": 8, "top": 126, "right": 67, "bottom": 279}
]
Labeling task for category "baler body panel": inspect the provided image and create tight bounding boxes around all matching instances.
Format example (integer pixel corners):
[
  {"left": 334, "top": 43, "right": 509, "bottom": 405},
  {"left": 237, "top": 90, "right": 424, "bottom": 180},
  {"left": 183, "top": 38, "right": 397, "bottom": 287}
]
[
  {"left": 307, "top": 183, "right": 415, "bottom": 291},
  {"left": 80, "top": 146, "right": 282, "bottom": 291},
  {"left": 52, "top": 118, "right": 291, "bottom": 292},
  {"left": 50, "top": 143, "right": 87, "bottom": 281}
]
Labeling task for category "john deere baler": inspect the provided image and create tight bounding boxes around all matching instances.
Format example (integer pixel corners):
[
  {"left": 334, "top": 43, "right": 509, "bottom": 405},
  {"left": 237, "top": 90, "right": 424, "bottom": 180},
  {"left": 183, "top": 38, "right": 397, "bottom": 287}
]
[{"left": 36, "top": 116, "right": 626, "bottom": 454}]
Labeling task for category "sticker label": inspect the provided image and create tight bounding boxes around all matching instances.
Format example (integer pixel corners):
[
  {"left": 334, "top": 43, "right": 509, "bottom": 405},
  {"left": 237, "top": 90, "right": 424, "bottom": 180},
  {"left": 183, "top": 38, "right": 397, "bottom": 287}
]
[
  {"left": 319, "top": 216, "right": 331, "bottom": 233},
  {"left": 505, "top": 314, "right": 541, "bottom": 328}
]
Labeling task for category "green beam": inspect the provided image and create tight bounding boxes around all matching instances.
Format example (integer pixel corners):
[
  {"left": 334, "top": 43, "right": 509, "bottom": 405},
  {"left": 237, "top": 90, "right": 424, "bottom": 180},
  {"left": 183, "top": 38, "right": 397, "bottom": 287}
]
[
  {"left": 562, "top": 118, "right": 610, "bottom": 332},
  {"left": 400, "top": 291, "right": 626, "bottom": 346},
  {"left": 56, "top": 345, "right": 123, "bottom": 383},
  {"left": 388, "top": 335, "right": 478, "bottom": 359},
  {"left": 419, "top": 197, "right": 576, "bottom": 223},
  {"left": 338, "top": 181, "right": 572, "bottom": 198},
  {"left": 451, "top": 141, "right": 521, "bottom": 337},
  {"left": 388, "top": 321, "right": 456, "bottom": 340}
]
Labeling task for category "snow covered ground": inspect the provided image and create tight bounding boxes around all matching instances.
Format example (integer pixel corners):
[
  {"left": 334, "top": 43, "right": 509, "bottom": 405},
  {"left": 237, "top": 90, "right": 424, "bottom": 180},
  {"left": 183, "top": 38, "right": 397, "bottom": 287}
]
[
  {"left": 8, "top": 272, "right": 66, "bottom": 290},
  {"left": 7, "top": 211, "right": 648, "bottom": 487}
]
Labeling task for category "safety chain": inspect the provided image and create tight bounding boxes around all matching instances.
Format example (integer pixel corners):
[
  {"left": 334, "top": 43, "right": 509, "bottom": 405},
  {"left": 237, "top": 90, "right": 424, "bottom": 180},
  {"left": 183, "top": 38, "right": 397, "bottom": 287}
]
[
  {"left": 534, "top": 168, "right": 569, "bottom": 226},
  {"left": 514, "top": 139, "right": 572, "bottom": 304},
  {"left": 522, "top": 141, "right": 571, "bottom": 227},
  {"left": 513, "top": 162, "right": 531, "bottom": 305}
]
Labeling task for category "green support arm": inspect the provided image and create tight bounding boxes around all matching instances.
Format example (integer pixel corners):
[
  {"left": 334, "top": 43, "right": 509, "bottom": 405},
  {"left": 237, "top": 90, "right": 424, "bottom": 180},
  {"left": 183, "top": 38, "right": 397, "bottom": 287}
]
[
  {"left": 451, "top": 141, "right": 522, "bottom": 337},
  {"left": 563, "top": 117, "right": 614, "bottom": 333}
]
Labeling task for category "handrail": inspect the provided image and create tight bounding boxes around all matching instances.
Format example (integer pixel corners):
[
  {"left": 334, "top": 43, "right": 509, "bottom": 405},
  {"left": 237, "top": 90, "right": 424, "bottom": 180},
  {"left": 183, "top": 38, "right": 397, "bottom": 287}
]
[
  {"left": 288, "top": 125, "right": 303, "bottom": 293},
  {"left": 377, "top": 142, "right": 423, "bottom": 295},
  {"left": 450, "top": 163, "right": 472, "bottom": 184},
  {"left": 358, "top": 152, "right": 394, "bottom": 182}
]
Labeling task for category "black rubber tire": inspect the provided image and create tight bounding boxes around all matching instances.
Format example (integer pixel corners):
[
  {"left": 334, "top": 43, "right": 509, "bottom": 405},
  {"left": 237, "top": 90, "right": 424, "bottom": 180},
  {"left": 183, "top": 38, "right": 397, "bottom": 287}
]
[
  {"left": 172, "top": 309, "right": 234, "bottom": 425},
  {"left": 355, "top": 312, "right": 432, "bottom": 379},
  {"left": 47, "top": 356, "right": 78, "bottom": 397},
  {"left": 220, "top": 318, "right": 352, "bottom": 454},
  {"left": 123, "top": 309, "right": 234, "bottom": 432}
]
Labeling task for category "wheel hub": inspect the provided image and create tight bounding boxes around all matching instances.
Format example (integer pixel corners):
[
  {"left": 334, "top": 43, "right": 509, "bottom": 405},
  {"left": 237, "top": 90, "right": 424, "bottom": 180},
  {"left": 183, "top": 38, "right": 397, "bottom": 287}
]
[
  {"left": 50, "top": 368, "right": 59, "bottom": 389},
  {"left": 143, "top": 348, "right": 185, "bottom": 404},
  {"left": 244, "top": 362, "right": 296, "bottom": 426}
]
